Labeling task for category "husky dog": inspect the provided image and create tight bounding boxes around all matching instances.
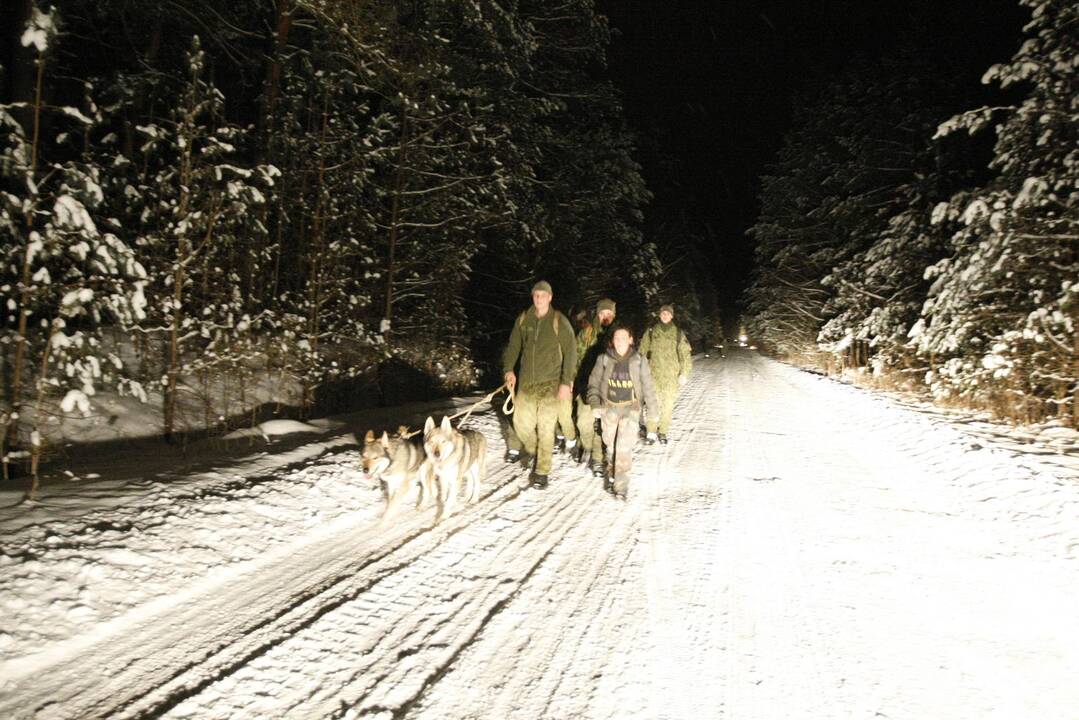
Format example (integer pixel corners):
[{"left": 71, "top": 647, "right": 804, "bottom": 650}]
[
  {"left": 360, "top": 427, "right": 434, "bottom": 521},
  {"left": 423, "top": 416, "right": 487, "bottom": 521}
]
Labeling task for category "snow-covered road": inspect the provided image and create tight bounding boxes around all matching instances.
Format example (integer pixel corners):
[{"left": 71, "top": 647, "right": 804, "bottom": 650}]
[{"left": 2, "top": 350, "right": 1078, "bottom": 719}]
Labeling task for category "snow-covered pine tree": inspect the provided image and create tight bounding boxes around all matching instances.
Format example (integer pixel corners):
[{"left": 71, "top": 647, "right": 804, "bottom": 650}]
[
  {"left": 130, "top": 37, "right": 277, "bottom": 441},
  {"left": 1, "top": 7, "right": 146, "bottom": 487},
  {"left": 916, "top": 0, "right": 1077, "bottom": 424},
  {"left": 499, "top": 0, "right": 659, "bottom": 319},
  {"left": 815, "top": 66, "right": 979, "bottom": 377},
  {"left": 267, "top": 52, "right": 385, "bottom": 413},
  {"left": 744, "top": 83, "right": 845, "bottom": 363},
  {"left": 299, "top": 0, "right": 518, "bottom": 397}
]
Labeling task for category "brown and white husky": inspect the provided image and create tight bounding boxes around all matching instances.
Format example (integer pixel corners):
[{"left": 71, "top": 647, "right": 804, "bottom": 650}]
[
  {"left": 360, "top": 427, "right": 434, "bottom": 521},
  {"left": 422, "top": 416, "right": 487, "bottom": 521}
]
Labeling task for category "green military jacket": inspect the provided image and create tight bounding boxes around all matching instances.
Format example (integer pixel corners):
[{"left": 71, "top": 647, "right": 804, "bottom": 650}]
[
  {"left": 639, "top": 322, "right": 692, "bottom": 381},
  {"left": 502, "top": 307, "right": 577, "bottom": 393},
  {"left": 573, "top": 316, "right": 612, "bottom": 395}
]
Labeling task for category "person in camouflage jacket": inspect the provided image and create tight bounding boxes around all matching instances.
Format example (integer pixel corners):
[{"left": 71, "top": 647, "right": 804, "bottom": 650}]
[
  {"left": 639, "top": 304, "right": 692, "bottom": 443},
  {"left": 570, "top": 298, "right": 616, "bottom": 475},
  {"left": 502, "top": 281, "right": 577, "bottom": 487}
]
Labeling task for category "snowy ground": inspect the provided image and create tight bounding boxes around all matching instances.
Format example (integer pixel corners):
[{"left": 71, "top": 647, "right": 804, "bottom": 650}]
[{"left": 2, "top": 349, "right": 1078, "bottom": 719}]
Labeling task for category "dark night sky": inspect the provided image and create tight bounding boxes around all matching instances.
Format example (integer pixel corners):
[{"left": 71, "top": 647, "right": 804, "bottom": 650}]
[{"left": 599, "top": 0, "right": 1028, "bottom": 312}]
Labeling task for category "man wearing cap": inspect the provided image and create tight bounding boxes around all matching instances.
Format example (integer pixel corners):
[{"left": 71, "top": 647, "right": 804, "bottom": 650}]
[
  {"left": 639, "top": 304, "right": 692, "bottom": 444},
  {"left": 502, "top": 281, "right": 577, "bottom": 488},
  {"left": 572, "top": 297, "right": 617, "bottom": 475}
]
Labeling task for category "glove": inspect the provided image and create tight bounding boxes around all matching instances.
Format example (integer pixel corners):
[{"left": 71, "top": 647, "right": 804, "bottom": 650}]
[{"left": 678, "top": 375, "right": 687, "bottom": 387}]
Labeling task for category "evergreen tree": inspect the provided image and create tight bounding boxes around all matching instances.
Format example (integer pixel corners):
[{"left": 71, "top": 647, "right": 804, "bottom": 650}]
[
  {"left": 128, "top": 38, "right": 277, "bottom": 439},
  {"left": 1, "top": 7, "right": 146, "bottom": 485},
  {"left": 914, "top": 0, "right": 1077, "bottom": 423}
]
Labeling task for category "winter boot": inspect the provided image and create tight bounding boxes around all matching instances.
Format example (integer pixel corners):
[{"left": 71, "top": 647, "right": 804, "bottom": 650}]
[
  {"left": 589, "top": 459, "right": 604, "bottom": 477},
  {"left": 612, "top": 473, "right": 628, "bottom": 500},
  {"left": 658, "top": 433, "right": 668, "bottom": 445},
  {"left": 643, "top": 432, "right": 657, "bottom": 446},
  {"left": 530, "top": 472, "right": 549, "bottom": 489},
  {"left": 555, "top": 435, "right": 566, "bottom": 453},
  {"left": 504, "top": 448, "right": 520, "bottom": 464},
  {"left": 571, "top": 444, "right": 585, "bottom": 464},
  {"left": 519, "top": 452, "right": 534, "bottom": 470},
  {"left": 564, "top": 437, "right": 577, "bottom": 458}
]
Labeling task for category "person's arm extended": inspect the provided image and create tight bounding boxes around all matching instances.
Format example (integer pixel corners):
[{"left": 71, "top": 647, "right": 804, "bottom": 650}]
[{"left": 502, "top": 314, "right": 523, "bottom": 386}]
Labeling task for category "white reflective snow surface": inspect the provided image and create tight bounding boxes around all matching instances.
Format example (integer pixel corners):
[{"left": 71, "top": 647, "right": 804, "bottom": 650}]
[{"left": 2, "top": 350, "right": 1078, "bottom": 719}]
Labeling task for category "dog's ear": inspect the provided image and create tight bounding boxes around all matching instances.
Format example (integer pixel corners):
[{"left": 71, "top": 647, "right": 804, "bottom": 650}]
[
  {"left": 379, "top": 431, "right": 390, "bottom": 447},
  {"left": 424, "top": 416, "right": 435, "bottom": 434},
  {"left": 441, "top": 416, "right": 453, "bottom": 432},
  {"left": 364, "top": 430, "right": 375, "bottom": 443},
  {"left": 396, "top": 425, "right": 409, "bottom": 436}
]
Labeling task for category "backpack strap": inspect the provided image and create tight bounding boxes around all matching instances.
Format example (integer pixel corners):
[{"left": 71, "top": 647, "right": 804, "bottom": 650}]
[{"left": 520, "top": 309, "right": 564, "bottom": 336}]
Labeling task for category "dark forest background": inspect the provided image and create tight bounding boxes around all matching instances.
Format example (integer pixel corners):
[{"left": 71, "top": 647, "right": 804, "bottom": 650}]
[
  {"left": 2, "top": 0, "right": 719, "bottom": 473},
  {"left": 1, "top": 0, "right": 1075, "bottom": 480}
]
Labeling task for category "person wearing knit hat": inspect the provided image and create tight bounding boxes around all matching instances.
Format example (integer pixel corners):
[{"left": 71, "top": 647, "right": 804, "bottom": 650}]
[
  {"left": 638, "top": 303, "right": 692, "bottom": 444},
  {"left": 556, "top": 298, "right": 615, "bottom": 460},
  {"left": 502, "top": 281, "right": 576, "bottom": 488},
  {"left": 586, "top": 324, "right": 660, "bottom": 499},
  {"left": 568, "top": 297, "right": 618, "bottom": 476}
]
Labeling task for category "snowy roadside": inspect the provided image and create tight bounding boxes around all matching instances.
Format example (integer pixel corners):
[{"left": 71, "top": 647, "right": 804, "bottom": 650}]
[{"left": 790, "top": 363, "right": 1079, "bottom": 477}]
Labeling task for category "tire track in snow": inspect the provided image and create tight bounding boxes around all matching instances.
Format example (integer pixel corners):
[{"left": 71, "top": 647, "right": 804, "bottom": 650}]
[
  {"left": 0, "top": 413, "right": 533, "bottom": 720},
  {"left": 162, "top": 439, "right": 635, "bottom": 718},
  {"left": 6, "top": 351, "right": 1077, "bottom": 719},
  {"left": 407, "top": 360, "right": 734, "bottom": 720}
]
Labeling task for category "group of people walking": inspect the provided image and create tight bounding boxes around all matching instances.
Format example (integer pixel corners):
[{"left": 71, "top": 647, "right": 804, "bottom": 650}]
[{"left": 501, "top": 281, "right": 693, "bottom": 499}]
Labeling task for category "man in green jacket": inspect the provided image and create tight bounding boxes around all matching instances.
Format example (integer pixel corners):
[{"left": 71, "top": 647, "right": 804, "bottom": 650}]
[
  {"left": 502, "top": 281, "right": 577, "bottom": 488},
  {"left": 639, "top": 304, "right": 692, "bottom": 444},
  {"left": 573, "top": 297, "right": 616, "bottom": 476}
]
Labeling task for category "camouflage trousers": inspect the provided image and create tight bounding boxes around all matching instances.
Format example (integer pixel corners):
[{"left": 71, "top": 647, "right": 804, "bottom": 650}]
[
  {"left": 601, "top": 405, "right": 640, "bottom": 495},
  {"left": 575, "top": 395, "right": 603, "bottom": 460},
  {"left": 556, "top": 395, "right": 578, "bottom": 443},
  {"left": 510, "top": 388, "right": 560, "bottom": 475},
  {"left": 646, "top": 379, "right": 679, "bottom": 434}
]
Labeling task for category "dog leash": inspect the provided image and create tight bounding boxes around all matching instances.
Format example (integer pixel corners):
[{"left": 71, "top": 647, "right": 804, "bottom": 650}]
[{"left": 398, "top": 382, "right": 512, "bottom": 439}]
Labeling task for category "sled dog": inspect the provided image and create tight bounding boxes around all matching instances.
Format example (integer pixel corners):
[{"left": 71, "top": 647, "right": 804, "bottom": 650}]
[
  {"left": 423, "top": 416, "right": 487, "bottom": 520},
  {"left": 361, "top": 427, "right": 434, "bottom": 521}
]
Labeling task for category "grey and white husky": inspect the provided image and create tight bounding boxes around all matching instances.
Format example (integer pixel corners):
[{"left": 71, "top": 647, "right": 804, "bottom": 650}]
[
  {"left": 360, "top": 427, "right": 434, "bottom": 521},
  {"left": 423, "top": 416, "right": 487, "bottom": 521}
]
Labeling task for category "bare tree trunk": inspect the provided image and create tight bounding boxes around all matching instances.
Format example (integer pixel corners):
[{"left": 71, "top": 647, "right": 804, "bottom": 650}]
[
  {"left": 384, "top": 103, "right": 410, "bottom": 329},
  {"left": 164, "top": 64, "right": 197, "bottom": 443},
  {"left": 1072, "top": 314, "right": 1079, "bottom": 428},
  {"left": 2, "top": 53, "right": 45, "bottom": 481},
  {"left": 302, "top": 90, "right": 331, "bottom": 415},
  {"left": 163, "top": 237, "right": 187, "bottom": 442},
  {"left": 259, "top": 0, "right": 293, "bottom": 151},
  {"left": 27, "top": 319, "right": 62, "bottom": 498}
]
